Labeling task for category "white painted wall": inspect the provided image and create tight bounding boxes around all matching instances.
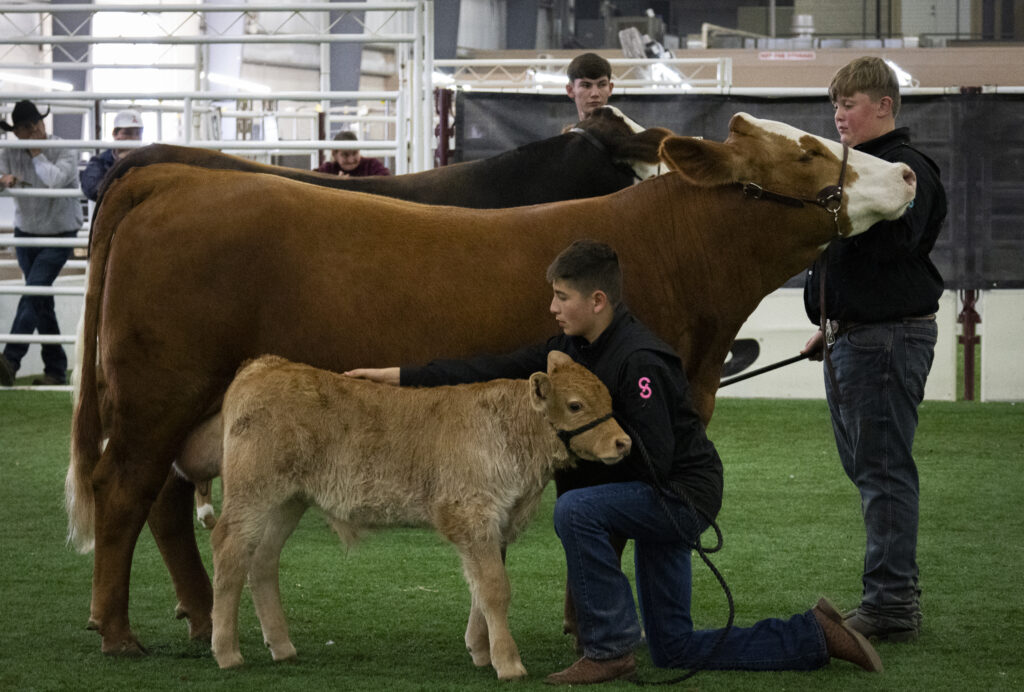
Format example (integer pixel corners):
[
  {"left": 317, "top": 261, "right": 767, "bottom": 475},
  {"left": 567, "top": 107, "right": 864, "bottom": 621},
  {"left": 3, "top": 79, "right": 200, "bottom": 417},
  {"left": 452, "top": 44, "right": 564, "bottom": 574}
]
[
  {"left": 720, "top": 288, "right": 958, "bottom": 401},
  {"left": 981, "top": 289, "right": 1024, "bottom": 402}
]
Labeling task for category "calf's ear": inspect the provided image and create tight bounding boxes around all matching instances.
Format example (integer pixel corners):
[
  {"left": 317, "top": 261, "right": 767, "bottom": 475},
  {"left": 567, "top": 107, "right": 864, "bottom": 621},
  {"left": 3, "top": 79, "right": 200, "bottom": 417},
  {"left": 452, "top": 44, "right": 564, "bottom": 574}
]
[
  {"left": 659, "top": 136, "right": 740, "bottom": 186},
  {"left": 529, "top": 372, "right": 552, "bottom": 411},
  {"left": 547, "top": 350, "right": 573, "bottom": 371}
]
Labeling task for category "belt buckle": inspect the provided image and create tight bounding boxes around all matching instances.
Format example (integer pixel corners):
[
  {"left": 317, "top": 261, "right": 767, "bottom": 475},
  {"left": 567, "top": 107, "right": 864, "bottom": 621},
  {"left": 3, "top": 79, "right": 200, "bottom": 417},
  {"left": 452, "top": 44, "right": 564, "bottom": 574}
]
[{"left": 825, "top": 319, "right": 837, "bottom": 348}]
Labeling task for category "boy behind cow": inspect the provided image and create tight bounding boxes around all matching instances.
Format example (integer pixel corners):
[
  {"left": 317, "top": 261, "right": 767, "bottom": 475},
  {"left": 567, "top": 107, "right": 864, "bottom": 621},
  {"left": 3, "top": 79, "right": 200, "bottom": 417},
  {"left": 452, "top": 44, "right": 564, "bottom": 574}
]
[
  {"left": 566, "top": 53, "right": 614, "bottom": 122},
  {"left": 346, "top": 239, "right": 882, "bottom": 684}
]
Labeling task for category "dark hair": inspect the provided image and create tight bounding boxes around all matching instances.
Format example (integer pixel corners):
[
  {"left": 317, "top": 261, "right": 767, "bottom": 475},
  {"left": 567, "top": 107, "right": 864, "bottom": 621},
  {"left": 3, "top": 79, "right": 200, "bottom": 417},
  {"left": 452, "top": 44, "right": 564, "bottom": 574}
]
[
  {"left": 546, "top": 239, "right": 622, "bottom": 305},
  {"left": 567, "top": 53, "right": 612, "bottom": 83},
  {"left": 333, "top": 131, "right": 359, "bottom": 142},
  {"left": 829, "top": 56, "right": 901, "bottom": 118}
]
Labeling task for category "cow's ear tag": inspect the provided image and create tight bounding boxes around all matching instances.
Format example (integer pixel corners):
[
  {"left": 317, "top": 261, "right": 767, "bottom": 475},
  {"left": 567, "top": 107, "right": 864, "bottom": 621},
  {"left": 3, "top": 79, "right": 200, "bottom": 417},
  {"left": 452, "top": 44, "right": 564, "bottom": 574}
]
[{"left": 529, "top": 372, "right": 552, "bottom": 411}]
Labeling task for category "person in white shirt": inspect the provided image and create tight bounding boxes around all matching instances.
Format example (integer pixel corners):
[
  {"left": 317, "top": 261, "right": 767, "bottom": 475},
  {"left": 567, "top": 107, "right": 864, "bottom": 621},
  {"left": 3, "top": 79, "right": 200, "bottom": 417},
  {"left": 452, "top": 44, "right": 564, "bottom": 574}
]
[{"left": 0, "top": 99, "right": 82, "bottom": 386}]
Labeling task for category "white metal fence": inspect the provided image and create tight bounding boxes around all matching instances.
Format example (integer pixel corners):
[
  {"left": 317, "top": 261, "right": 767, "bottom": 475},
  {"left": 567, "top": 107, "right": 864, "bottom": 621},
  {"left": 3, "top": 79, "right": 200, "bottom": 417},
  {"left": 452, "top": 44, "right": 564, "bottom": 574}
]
[{"left": 0, "top": 1, "right": 433, "bottom": 389}]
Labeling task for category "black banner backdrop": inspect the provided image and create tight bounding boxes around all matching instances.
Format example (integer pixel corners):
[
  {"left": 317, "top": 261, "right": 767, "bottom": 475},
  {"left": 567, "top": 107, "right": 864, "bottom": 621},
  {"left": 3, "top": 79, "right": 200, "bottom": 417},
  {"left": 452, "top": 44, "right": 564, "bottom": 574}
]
[{"left": 454, "top": 92, "right": 1024, "bottom": 290}]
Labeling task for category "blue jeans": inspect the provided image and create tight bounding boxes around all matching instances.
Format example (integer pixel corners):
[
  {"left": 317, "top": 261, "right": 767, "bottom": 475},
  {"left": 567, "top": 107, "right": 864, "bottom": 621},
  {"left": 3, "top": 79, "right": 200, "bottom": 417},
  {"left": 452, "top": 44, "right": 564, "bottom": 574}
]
[
  {"left": 554, "top": 481, "right": 828, "bottom": 670},
  {"left": 825, "top": 319, "right": 936, "bottom": 619},
  {"left": 2, "top": 229, "right": 76, "bottom": 380}
]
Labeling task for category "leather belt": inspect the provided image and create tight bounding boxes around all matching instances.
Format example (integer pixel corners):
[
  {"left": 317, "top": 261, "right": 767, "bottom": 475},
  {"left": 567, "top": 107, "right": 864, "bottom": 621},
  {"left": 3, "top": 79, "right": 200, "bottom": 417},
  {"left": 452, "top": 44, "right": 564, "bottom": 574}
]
[{"left": 826, "top": 314, "right": 936, "bottom": 345}]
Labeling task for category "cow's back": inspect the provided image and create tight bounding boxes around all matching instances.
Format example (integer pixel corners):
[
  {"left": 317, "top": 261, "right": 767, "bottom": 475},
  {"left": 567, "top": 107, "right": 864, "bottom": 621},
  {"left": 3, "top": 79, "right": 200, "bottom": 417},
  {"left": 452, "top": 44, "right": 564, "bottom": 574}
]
[{"left": 98, "top": 165, "right": 609, "bottom": 381}]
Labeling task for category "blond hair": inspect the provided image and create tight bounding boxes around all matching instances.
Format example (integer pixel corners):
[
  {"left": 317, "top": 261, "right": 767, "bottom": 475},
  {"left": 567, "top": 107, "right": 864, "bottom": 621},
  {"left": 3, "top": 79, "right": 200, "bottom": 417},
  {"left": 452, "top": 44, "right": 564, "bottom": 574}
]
[{"left": 829, "top": 57, "right": 901, "bottom": 118}]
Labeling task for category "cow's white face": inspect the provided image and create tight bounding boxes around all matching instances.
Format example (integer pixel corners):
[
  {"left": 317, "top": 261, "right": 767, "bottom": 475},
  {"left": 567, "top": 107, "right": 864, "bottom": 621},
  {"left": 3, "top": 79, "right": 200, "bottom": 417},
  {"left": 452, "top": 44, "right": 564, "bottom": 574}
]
[
  {"left": 741, "top": 114, "right": 916, "bottom": 237},
  {"left": 659, "top": 112, "right": 917, "bottom": 238}
]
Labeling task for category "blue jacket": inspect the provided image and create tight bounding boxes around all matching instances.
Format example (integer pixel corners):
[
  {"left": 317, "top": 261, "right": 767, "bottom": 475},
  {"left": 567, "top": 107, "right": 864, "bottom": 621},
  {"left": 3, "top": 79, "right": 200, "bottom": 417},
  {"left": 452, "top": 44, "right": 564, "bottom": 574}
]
[{"left": 79, "top": 149, "right": 118, "bottom": 201}]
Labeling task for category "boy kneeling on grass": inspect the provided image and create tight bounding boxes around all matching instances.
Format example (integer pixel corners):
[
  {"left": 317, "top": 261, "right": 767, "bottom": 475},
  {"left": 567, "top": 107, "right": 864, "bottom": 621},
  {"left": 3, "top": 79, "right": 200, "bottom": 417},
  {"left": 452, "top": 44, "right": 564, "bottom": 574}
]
[{"left": 347, "top": 239, "right": 882, "bottom": 684}]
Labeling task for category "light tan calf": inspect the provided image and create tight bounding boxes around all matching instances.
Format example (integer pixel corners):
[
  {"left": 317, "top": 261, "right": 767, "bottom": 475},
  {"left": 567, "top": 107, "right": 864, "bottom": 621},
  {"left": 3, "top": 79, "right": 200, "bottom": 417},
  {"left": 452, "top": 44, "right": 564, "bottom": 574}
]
[{"left": 205, "top": 351, "right": 630, "bottom": 679}]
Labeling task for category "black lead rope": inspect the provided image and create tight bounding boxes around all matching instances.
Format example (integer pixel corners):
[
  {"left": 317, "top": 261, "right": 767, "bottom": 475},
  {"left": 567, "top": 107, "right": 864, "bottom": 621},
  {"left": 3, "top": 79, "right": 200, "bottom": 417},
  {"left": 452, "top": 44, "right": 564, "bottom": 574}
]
[
  {"left": 618, "top": 421, "right": 735, "bottom": 687},
  {"left": 719, "top": 352, "right": 811, "bottom": 388}
]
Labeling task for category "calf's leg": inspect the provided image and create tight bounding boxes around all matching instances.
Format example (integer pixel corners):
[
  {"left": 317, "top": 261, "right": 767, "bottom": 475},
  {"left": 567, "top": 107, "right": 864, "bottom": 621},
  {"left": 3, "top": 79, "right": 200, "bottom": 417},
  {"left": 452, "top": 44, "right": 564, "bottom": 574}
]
[
  {"left": 458, "top": 542, "right": 527, "bottom": 680},
  {"left": 464, "top": 588, "right": 490, "bottom": 667},
  {"left": 248, "top": 499, "right": 306, "bottom": 662},
  {"left": 210, "top": 499, "right": 268, "bottom": 668}
]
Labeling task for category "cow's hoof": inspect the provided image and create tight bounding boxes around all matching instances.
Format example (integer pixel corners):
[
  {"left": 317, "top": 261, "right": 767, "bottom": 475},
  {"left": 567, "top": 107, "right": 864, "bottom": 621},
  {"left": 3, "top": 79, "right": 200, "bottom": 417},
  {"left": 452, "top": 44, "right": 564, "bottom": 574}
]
[
  {"left": 496, "top": 661, "right": 528, "bottom": 680},
  {"left": 189, "top": 620, "right": 213, "bottom": 642},
  {"left": 468, "top": 646, "right": 491, "bottom": 667},
  {"left": 215, "top": 651, "right": 244, "bottom": 669},
  {"left": 175, "top": 602, "right": 213, "bottom": 641},
  {"left": 101, "top": 635, "right": 148, "bottom": 657},
  {"left": 86, "top": 617, "right": 100, "bottom": 631},
  {"left": 269, "top": 642, "right": 297, "bottom": 662}
]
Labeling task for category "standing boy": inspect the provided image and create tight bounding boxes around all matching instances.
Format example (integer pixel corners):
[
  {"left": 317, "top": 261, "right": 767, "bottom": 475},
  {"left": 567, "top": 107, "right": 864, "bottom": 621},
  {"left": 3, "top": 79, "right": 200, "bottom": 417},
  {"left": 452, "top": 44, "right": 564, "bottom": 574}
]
[
  {"left": 348, "top": 239, "right": 882, "bottom": 684},
  {"left": 801, "top": 56, "right": 947, "bottom": 642}
]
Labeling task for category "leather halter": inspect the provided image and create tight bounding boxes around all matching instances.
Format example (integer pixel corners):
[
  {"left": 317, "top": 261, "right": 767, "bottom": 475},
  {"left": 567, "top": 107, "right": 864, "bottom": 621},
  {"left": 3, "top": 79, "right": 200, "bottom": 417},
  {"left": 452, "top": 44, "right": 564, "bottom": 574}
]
[
  {"left": 570, "top": 126, "right": 646, "bottom": 182},
  {"left": 568, "top": 126, "right": 607, "bottom": 154},
  {"left": 555, "top": 412, "right": 616, "bottom": 455},
  {"left": 738, "top": 143, "right": 851, "bottom": 401},
  {"left": 740, "top": 143, "right": 850, "bottom": 237}
]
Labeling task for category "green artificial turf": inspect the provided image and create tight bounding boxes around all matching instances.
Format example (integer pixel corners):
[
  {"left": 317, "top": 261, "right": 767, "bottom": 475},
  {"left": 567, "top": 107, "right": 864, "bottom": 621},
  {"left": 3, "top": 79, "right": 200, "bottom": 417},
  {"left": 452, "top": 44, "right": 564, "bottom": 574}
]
[{"left": 0, "top": 392, "right": 1021, "bottom": 691}]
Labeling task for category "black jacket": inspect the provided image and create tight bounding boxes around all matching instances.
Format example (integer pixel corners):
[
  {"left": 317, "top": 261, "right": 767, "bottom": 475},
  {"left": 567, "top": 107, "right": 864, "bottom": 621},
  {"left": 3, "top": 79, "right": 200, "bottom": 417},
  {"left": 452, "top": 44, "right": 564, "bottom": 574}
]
[
  {"left": 401, "top": 306, "right": 724, "bottom": 520},
  {"left": 804, "top": 127, "right": 947, "bottom": 324}
]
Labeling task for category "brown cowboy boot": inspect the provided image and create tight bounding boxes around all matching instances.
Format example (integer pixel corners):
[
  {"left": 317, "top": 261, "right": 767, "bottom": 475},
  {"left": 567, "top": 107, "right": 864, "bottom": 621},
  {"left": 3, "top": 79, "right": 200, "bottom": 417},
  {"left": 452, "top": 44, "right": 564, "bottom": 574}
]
[
  {"left": 544, "top": 652, "right": 636, "bottom": 685},
  {"left": 813, "top": 598, "right": 883, "bottom": 672}
]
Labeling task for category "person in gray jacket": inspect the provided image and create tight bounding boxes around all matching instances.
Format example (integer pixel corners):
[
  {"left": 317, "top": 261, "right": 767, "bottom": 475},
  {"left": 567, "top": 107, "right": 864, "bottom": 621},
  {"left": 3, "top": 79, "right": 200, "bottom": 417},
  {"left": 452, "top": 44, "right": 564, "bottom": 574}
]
[{"left": 0, "top": 99, "right": 82, "bottom": 386}]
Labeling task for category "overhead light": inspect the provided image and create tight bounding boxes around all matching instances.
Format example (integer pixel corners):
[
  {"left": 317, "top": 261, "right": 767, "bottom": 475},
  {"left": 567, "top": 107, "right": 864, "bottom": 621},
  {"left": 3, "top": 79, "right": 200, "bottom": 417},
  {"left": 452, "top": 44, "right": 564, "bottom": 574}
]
[
  {"left": 884, "top": 59, "right": 915, "bottom": 88},
  {"left": 0, "top": 71, "right": 74, "bottom": 92},
  {"left": 432, "top": 71, "right": 454, "bottom": 86},
  {"left": 529, "top": 69, "right": 566, "bottom": 85},
  {"left": 202, "top": 71, "right": 272, "bottom": 94},
  {"left": 650, "top": 62, "right": 691, "bottom": 90}
]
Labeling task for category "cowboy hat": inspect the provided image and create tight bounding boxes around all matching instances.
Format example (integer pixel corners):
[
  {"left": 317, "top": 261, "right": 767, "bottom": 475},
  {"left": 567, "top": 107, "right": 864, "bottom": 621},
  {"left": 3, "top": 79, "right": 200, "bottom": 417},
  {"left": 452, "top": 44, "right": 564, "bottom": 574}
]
[{"left": 0, "top": 100, "right": 50, "bottom": 132}]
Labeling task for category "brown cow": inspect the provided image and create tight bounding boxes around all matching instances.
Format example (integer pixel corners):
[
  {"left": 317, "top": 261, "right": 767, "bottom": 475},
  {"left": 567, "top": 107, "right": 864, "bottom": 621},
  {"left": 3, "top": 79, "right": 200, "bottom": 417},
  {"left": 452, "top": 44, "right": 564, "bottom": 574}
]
[
  {"left": 177, "top": 351, "right": 628, "bottom": 679},
  {"left": 66, "top": 112, "right": 916, "bottom": 656}
]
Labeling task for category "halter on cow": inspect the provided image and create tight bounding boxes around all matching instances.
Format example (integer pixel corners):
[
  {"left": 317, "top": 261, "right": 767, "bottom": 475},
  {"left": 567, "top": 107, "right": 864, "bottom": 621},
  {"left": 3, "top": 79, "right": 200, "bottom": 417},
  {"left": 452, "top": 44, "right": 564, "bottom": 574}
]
[
  {"left": 741, "top": 141, "right": 850, "bottom": 236},
  {"left": 67, "top": 112, "right": 916, "bottom": 660}
]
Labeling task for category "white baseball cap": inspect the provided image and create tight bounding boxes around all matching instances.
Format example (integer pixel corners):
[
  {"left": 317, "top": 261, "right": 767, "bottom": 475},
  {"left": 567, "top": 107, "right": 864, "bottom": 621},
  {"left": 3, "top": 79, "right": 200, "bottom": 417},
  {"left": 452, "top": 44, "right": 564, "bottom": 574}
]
[{"left": 113, "top": 110, "right": 143, "bottom": 129}]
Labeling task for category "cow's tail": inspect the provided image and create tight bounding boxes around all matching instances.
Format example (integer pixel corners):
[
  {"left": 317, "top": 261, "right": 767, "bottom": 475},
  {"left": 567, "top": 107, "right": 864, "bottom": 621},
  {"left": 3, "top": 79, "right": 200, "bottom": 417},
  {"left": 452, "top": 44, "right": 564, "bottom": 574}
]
[{"left": 65, "top": 183, "right": 131, "bottom": 554}]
